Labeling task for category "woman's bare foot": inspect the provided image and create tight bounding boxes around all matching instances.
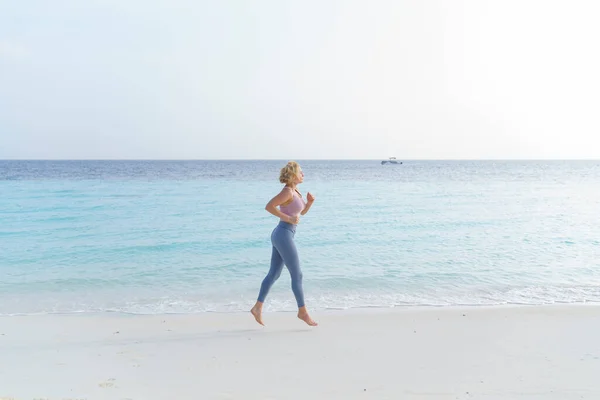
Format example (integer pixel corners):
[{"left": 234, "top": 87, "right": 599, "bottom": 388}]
[
  {"left": 297, "top": 307, "right": 318, "bottom": 326},
  {"left": 250, "top": 303, "right": 264, "bottom": 326}
]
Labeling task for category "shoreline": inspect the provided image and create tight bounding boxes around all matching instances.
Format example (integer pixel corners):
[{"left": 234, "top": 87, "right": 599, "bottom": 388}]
[{"left": 1, "top": 300, "right": 600, "bottom": 318}]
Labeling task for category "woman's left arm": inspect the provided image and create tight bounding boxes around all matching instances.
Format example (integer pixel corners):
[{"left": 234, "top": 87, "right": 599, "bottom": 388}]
[{"left": 300, "top": 192, "right": 315, "bottom": 215}]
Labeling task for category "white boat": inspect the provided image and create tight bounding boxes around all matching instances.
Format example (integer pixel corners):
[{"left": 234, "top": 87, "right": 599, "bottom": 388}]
[{"left": 381, "top": 157, "right": 402, "bottom": 165}]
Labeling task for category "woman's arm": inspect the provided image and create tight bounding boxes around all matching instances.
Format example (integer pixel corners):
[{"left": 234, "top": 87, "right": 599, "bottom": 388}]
[
  {"left": 300, "top": 192, "right": 315, "bottom": 216},
  {"left": 265, "top": 188, "right": 296, "bottom": 222}
]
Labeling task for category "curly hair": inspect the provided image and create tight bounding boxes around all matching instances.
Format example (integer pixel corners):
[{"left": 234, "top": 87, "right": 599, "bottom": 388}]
[{"left": 279, "top": 161, "right": 301, "bottom": 185}]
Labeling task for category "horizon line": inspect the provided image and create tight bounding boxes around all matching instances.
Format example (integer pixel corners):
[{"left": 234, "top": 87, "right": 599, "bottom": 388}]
[{"left": 1, "top": 158, "right": 599, "bottom": 162}]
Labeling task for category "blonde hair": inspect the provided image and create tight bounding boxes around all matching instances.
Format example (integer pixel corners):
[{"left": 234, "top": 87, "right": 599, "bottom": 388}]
[{"left": 279, "top": 161, "right": 301, "bottom": 185}]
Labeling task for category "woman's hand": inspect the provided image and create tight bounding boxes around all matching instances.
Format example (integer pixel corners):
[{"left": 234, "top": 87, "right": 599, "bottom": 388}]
[
  {"left": 301, "top": 192, "right": 315, "bottom": 216},
  {"left": 287, "top": 215, "right": 300, "bottom": 224}
]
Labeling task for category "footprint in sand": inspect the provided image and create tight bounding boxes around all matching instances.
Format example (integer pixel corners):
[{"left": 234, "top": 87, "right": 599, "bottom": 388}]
[{"left": 98, "top": 378, "right": 117, "bottom": 388}]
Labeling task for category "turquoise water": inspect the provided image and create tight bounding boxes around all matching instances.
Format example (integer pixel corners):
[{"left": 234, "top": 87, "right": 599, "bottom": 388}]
[{"left": 1, "top": 160, "right": 599, "bottom": 315}]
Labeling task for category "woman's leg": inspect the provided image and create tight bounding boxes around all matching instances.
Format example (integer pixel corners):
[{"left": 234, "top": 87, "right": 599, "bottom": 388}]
[
  {"left": 273, "top": 228, "right": 317, "bottom": 326},
  {"left": 251, "top": 243, "right": 285, "bottom": 326},
  {"left": 257, "top": 246, "right": 284, "bottom": 303},
  {"left": 273, "top": 234, "right": 305, "bottom": 308}
]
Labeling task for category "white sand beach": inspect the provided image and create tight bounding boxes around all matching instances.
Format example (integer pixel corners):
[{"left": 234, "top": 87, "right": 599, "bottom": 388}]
[{"left": 1, "top": 305, "right": 600, "bottom": 399}]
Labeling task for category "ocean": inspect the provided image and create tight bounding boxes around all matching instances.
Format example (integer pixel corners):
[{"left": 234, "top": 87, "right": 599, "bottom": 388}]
[{"left": 1, "top": 160, "right": 599, "bottom": 315}]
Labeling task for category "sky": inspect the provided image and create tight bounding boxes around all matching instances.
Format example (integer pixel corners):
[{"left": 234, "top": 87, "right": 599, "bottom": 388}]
[{"left": 1, "top": 0, "right": 599, "bottom": 160}]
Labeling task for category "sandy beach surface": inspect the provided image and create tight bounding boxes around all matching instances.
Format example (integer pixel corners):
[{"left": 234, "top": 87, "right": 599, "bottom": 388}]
[{"left": 1, "top": 305, "right": 600, "bottom": 399}]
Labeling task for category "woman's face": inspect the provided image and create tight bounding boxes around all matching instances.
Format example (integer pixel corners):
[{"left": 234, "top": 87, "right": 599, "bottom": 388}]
[{"left": 294, "top": 167, "right": 304, "bottom": 184}]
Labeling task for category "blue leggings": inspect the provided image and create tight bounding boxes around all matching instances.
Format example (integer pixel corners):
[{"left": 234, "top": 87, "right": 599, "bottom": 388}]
[{"left": 257, "top": 221, "right": 305, "bottom": 308}]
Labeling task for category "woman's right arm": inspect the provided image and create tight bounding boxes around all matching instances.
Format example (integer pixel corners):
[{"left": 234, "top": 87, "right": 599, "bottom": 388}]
[{"left": 265, "top": 188, "right": 297, "bottom": 223}]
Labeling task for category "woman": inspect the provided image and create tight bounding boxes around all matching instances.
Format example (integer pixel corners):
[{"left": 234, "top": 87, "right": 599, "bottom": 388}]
[{"left": 250, "top": 161, "right": 318, "bottom": 327}]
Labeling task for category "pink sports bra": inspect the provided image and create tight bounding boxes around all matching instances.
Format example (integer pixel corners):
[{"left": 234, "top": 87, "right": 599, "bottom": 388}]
[{"left": 280, "top": 188, "right": 306, "bottom": 217}]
